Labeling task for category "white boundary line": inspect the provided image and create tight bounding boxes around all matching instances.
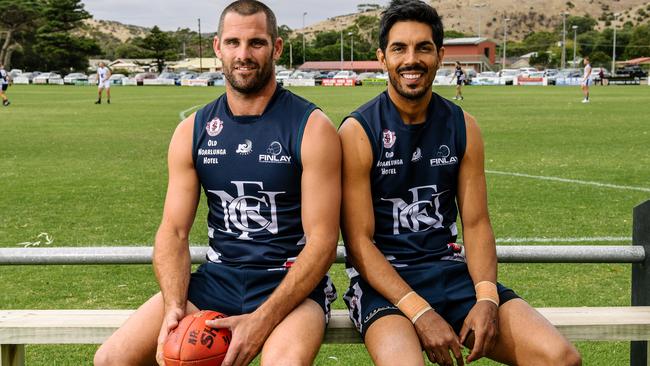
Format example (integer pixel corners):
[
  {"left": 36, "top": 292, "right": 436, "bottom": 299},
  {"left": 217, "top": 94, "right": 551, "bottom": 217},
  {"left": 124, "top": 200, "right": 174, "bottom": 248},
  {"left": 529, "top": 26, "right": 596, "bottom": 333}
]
[
  {"left": 495, "top": 236, "right": 631, "bottom": 243},
  {"left": 486, "top": 170, "right": 650, "bottom": 193},
  {"left": 179, "top": 104, "right": 203, "bottom": 121}
]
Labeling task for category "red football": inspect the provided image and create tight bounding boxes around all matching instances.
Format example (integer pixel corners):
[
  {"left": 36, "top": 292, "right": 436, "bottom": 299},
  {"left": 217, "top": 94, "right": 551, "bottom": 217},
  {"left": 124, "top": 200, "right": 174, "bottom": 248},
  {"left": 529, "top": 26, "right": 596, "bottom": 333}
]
[{"left": 163, "top": 310, "right": 231, "bottom": 366}]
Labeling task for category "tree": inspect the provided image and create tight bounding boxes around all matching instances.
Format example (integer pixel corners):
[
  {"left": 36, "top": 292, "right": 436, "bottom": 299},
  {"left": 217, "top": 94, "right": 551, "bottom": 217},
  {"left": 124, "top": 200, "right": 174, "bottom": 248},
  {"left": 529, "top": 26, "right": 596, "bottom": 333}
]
[
  {"left": 0, "top": 0, "right": 43, "bottom": 67},
  {"left": 623, "top": 24, "right": 650, "bottom": 59},
  {"left": 445, "top": 30, "right": 467, "bottom": 39},
  {"left": 137, "top": 26, "right": 177, "bottom": 72},
  {"left": 33, "top": 0, "right": 100, "bottom": 72},
  {"left": 564, "top": 15, "right": 597, "bottom": 34},
  {"left": 522, "top": 31, "right": 557, "bottom": 52},
  {"left": 529, "top": 52, "right": 551, "bottom": 68},
  {"left": 589, "top": 51, "right": 611, "bottom": 68}
]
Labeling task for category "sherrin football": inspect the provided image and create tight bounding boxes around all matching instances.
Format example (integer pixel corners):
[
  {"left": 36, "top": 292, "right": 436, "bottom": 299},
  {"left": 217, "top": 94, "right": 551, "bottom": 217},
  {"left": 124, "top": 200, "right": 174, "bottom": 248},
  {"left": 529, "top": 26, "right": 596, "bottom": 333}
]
[{"left": 163, "top": 310, "right": 231, "bottom": 366}]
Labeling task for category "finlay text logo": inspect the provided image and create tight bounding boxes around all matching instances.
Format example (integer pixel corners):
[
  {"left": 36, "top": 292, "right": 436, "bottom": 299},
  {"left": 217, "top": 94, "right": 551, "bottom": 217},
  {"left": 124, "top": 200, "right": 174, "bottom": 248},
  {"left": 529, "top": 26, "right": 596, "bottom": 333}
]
[
  {"left": 430, "top": 145, "right": 458, "bottom": 167},
  {"left": 381, "top": 185, "right": 446, "bottom": 234},
  {"left": 208, "top": 181, "right": 284, "bottom": 240},
  {"left": 259, "top": 141, "right": 291, "bottom": 164}
]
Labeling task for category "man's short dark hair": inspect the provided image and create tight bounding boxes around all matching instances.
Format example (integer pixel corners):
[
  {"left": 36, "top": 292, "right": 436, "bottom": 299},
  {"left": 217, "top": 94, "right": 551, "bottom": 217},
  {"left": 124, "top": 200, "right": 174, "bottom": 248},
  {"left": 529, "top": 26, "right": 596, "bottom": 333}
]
[
  {"left": 218, "top": 0, "right": 278, "bottom": 41},
  {"left": 379, "top": 0, "right": 444, "bottom": 52}
]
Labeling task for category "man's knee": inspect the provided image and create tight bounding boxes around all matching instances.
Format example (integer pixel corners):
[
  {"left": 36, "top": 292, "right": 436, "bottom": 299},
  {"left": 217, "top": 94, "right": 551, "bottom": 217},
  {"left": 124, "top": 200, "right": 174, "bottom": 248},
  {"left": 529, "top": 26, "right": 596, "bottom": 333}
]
[
  {"left": 93, "top": 344, "right": 114, "bottom": 366},
  {"left": 539, "top": 340, "right": 581, "bottom": 366},
  {"left": 261, "top": 355, "right": 312, "bottom": 366}
]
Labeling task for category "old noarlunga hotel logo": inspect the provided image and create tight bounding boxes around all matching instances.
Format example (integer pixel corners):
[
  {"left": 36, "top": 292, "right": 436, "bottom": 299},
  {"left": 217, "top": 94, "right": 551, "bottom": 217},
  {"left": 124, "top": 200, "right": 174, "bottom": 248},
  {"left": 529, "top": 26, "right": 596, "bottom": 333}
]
[
  {"left": 382, "top": 129, "right": 396, "bottom": 149},
  {"left": 206, "top": 117, "right": 224, "bottom": 137}
]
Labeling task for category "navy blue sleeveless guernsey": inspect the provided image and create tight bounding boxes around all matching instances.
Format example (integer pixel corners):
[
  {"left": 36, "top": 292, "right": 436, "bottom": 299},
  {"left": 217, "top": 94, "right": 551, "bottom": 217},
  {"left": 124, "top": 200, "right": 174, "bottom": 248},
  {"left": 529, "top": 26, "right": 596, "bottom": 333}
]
[
  {"left": 192, "top": 85, "right": 317, "bottom": 269},
  {"left": 346, "top": 91, "right": 467, "bottom": 268}
]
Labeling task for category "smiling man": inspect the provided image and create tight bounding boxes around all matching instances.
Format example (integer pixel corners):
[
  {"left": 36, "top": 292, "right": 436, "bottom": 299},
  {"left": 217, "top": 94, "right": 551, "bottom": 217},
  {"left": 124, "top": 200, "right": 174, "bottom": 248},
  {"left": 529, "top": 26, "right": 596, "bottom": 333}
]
[
  {"left": 339, "top": 1, "right": 581, "bottom": 365},
  {"left": 94, "top": 1, "right": 340, "bottom": 365}
]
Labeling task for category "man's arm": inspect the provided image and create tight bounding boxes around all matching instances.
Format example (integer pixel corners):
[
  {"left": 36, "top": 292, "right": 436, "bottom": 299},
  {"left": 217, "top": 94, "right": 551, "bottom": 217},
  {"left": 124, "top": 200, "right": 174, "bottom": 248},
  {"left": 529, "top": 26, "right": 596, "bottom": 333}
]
[
  {"left": 456, "top": 111, "right": 499, "bottom": 363},
  {"left": 153, "top": 114, "right": 200, "bottom": 363},
  {"left": 208, "top": 109, "right": 341, "bottom": 366},
  {"left": 339, "top": 118, "right": 464, "bottom": 366}
]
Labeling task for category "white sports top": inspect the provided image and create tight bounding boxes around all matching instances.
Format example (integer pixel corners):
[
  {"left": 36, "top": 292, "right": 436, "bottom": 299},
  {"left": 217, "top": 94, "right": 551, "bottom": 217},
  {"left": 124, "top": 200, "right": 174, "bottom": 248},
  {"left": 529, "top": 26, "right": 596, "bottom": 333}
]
[
  {"left": 583, "top": 64, "right": 592, "bottom": 80},
  {"left": 97, "top": 67, "right": 109, "bottom": 83}
]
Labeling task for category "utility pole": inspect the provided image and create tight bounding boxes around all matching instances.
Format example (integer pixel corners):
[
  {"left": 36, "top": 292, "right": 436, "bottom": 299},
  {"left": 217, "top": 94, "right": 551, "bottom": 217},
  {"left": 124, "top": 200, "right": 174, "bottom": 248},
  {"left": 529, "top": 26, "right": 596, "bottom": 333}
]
[
  {"left": 302, "top": 12, "right": 307, "bottom": 65},
  {"left": 198, "top": 18, "right": 203, "bottom": 72},
  {"left": 340, "top": 30, "right": 344, "bottom": 70},
  {"left": 473, "top": 3, "right": 487, "bottom": 38},
  {"left": 572, "top": 25, "right": 578, "bottom": 67},
  {"left": 561, "top": 12, "right": 567, "bottom": 69},
  {"left": 349, "top": 32, "right": 354, "bottom": 70},
  {"left": 612, "top": 13, "right": 620, "bottom": 74},
  {"left": 289, "top": 42, "right": 293, "bottom": 70},
  {"left": 502, "top": 19, "right": 507, "bottom": 70}
]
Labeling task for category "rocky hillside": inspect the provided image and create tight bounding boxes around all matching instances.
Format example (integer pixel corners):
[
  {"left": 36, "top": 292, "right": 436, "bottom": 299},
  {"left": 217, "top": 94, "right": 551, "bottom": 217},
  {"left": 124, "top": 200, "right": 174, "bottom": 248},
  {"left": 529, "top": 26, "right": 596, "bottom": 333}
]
[
  {"left": 77, "top": 19, "right": 149, "bottom": 44},
  {"left": 298, "top": 0, "right": 650, "bottom": 41},
  {"left": 81, "top": 0, "right": 650, "bottom": 44}
]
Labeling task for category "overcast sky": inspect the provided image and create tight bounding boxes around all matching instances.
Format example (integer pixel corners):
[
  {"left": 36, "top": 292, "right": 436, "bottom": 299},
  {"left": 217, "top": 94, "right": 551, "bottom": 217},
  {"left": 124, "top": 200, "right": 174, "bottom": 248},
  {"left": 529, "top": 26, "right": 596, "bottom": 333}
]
[{"left": 82, "top": 1, "right": 389, "bottom": 32}]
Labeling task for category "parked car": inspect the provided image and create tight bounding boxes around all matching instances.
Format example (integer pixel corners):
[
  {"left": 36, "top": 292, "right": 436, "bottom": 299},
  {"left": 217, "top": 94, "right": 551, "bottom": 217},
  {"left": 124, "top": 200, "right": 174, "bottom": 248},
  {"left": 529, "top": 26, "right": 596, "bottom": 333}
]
[
  {"left": 290, "top": 71, "right": 315, "bottom": 79},
  {"left": 195, "top": 72, "right": 223, "bottom": 86},
  {"left": 333, "top": 70, "right": 357, "bottom": 79},
  {"left": 326, "top": 71, "right": 337, "bottom": 78},
  {"left": 498, "top": 69, "right": 520, "bottom": 85},
  {"left": 355, "top": 72, "right": 378, "bottom": 85},
  {"left": 557, "top": 68, "right": 581, "bottom": 78},
  {"left": 33, "top": 72, "right": 61, "bottom": 84},
  {"left": 63, "top": 73, "right": 88, "bottom": 84},
  {"left": 179, "top": 70, "right": 198, "bottom": 77},
  {"left": 134, "top": 72, "right": 158, "bottom": 86},
  {"left": 312, "top": 71, "right": 329, "bottom": 85},
  {"left": 8, "top": 69, "right": 22, "bottom": 81},
  {"left": 463, "top": 68, "right": 477, "bottom": 84},
  {"left": 615, "top": 65, "right": 647, "bottom": 78},
  {"left": 178, "top": 72, "right": 198, "bottom": 85},
  {"left": 275, "top": 70, "right": 293, "bottom": 85},
  {"left": 433, "top": 68, "right": 453, "bottom": 84},
  {"left": 590, "top": 67, "right": 610, "bottom": 82},
  {"left": 157, "top": 72, "right": 180, "bottom": 84},
  {"left": 108, "top": 74, "right": 128, "bottom": 85},
  {"left": 376, "top": 72, "right": 389, "bottom": 80},
  {"left": 12, "top": 72, "right": 39, "bottom": 84},
  {"left": 518, "top": 67, "right": 537, "bottom": 77}
]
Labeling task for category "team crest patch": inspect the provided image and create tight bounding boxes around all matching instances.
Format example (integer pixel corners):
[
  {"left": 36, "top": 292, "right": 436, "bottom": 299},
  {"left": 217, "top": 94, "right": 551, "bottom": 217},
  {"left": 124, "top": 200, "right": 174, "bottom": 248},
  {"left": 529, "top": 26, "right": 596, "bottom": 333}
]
[
  {"left": 382, "top": 129, "right": 396, "bottom": 149},
  {"left": 206, "top": 117, "right": 224, "bottom": 137}
]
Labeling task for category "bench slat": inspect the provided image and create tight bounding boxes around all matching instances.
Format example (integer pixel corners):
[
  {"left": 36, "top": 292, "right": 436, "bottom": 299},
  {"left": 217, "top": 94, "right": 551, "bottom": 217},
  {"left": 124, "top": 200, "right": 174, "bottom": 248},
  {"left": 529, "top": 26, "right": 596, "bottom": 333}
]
[
  {"left": 1, "top": 308, "right": 649, "bottom": 344},
  {"left": 0, "top": 245, "right": 645, "bottom": 265}
]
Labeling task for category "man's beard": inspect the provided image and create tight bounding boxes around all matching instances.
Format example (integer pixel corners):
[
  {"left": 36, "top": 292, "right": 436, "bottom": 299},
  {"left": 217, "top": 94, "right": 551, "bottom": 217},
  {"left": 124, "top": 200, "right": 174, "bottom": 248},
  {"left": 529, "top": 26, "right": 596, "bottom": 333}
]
[
  {"left": 224, "top": 55, "right": 274, "bottom": 94},
  {"left": 388, "top": 63, "right": 432, "bottom": 100}
]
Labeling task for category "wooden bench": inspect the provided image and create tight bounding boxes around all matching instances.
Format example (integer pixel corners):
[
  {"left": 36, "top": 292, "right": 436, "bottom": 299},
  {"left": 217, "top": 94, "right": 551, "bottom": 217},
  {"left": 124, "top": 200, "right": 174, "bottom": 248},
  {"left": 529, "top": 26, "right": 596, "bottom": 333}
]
[
  {"left": 1, "top": 200, "right": 649, "bottom": 365},
  {"left": 2, "top": 307, "right": 650, "bottom": 366}
]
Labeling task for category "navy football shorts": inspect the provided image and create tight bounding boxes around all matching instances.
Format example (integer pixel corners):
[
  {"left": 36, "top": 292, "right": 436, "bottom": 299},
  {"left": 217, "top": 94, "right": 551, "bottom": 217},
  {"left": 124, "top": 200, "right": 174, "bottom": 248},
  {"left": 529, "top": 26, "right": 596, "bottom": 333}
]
[
  {"left": 188, "top": 261, "right": 337, "bottom": 323},
  {"left": 343, "top": 260, "right": 519, "bottom": 339}
]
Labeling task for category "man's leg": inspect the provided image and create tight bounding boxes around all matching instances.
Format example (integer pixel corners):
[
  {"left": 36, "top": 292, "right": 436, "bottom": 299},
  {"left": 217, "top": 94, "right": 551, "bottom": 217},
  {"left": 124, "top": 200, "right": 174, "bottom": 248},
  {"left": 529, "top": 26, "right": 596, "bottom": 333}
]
[
  {"left": 486, "top": 299, "right": 581, "bottom": 366},
  {"left": 106, "top": 86, "right": 111, "bottom": 103},
  {"left": 260, "top": 298, "right": 327, "bottom": 365},
  {"left": 96, "top": 87, "right": 102, "bottom": 104},
  {"left": 364, "top": 315, "right": 425, "bottom": 366},
  {"left": 94, "top": 292, "right": 200, "bottom": 366}
]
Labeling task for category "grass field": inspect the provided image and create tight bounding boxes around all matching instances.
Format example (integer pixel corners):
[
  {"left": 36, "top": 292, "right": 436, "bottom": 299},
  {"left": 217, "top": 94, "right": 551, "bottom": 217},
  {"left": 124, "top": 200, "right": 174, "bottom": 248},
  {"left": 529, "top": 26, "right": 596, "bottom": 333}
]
[{"left": 1, "top": 83, "right": 649, "bottom": 365}]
